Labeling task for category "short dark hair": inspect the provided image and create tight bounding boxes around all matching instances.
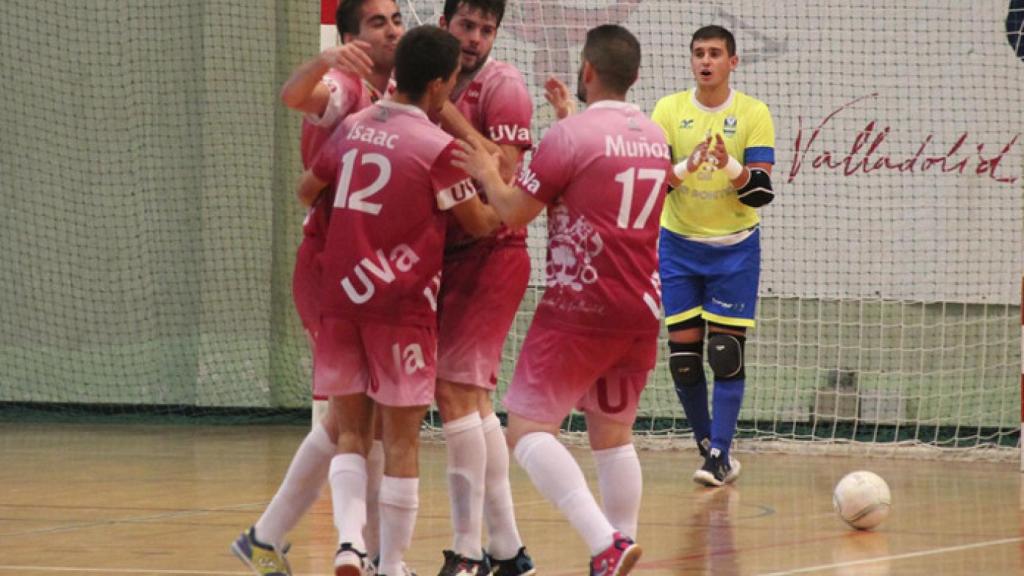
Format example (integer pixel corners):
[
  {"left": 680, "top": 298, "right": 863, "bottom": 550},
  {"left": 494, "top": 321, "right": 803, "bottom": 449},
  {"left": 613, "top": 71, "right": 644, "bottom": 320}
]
[
  {"left": 336, "top": 0, "right": 399, "bottom": 38},
  {"left": 690, "top": 25, "right": 736, "bottom": 56},
  {"left": 442, "top": 0, "right": 506, "bottom": 27},
  {"left": 394, "top": 26, "right": 461, "bottom": 100},
  {"left": 582, "top": 24, "right": 641, "bottom": 95}
]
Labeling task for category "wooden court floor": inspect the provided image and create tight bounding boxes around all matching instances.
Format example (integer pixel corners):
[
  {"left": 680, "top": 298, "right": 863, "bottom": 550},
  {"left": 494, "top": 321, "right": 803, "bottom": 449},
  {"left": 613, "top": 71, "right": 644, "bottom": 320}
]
[{"left": 0, "top": 423, "right": 1020, "bottom": 575}]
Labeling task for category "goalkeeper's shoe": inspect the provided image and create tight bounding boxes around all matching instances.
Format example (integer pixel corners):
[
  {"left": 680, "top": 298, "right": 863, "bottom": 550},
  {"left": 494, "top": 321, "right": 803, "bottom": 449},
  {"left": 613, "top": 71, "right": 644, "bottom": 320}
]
[
  {"left": 695, "top": 440, "right": 740, "bottom": 485},
  {"left": 231, "top": 526, "right": 292, "bottom": 576},
  {"left": 693, "top": 448, "right": 741, "bottom": 487}
]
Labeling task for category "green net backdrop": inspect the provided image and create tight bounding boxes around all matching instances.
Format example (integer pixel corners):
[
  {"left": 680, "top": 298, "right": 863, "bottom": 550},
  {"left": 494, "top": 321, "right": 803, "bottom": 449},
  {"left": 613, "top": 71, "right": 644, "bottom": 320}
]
[{"left": 1, "top": 1, "right": 1021, "bottom": 458}]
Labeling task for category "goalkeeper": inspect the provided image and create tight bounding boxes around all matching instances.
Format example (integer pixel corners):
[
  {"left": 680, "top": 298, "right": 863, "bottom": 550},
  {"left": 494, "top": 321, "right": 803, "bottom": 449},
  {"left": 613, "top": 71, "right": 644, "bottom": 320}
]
[{"left": 651, "top": 24, "right": 776, "bottom": 487}]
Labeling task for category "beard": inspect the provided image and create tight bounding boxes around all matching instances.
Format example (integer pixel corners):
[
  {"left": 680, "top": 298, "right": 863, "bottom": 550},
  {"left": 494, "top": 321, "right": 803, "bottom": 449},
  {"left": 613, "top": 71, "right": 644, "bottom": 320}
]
[
  {"left": 460, "top": 48, "right": 490, "bottom": 77},
  {"left": 575, "top": 65, "right": 587, "bottom": 104}
]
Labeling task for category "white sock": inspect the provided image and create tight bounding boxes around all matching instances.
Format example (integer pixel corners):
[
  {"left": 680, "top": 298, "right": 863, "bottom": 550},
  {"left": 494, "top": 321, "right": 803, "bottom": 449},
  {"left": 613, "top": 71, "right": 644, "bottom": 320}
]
[
  {"left": 593, "top": 444, "right": 642, "bottom": 540},
  {"left": 328, "top": 453, "right": 368, "bottom": 552},
  {"left": 365, "top": 440, "right": 385, "bottom": 558},
  {"left": 254, "top": 424, "right": 335, "bottom": 548},
  {"left": 378, "top": 476, "right": 419, "bottom": 576},
  {"left": 513, "top": 432, "right": 615, "bottom": 555},
  {"left": 443, "top": 413, "right": 486, "bottom": 559},
  {"left": 481, "top": 413, "right": 523, "bottom": 560}
]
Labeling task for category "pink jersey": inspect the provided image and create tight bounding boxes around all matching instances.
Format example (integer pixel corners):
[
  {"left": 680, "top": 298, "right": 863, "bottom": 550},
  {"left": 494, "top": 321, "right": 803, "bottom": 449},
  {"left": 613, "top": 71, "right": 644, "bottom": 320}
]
[
  {"left": 311, "top": 100, "right": 478, "bottom": 327},
  {"left": 446, "top": 59, "right": 533, "bottom": 249},
  {"left": 300, "top": 72, "right": 393, "bottom": 239},
  {"left": 518, "top": 100, "right": 671, "bottom": 336}
]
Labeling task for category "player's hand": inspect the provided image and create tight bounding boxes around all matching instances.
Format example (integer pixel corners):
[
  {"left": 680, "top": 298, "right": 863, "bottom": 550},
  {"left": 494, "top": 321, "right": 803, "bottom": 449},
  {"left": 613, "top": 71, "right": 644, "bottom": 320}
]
[
  {"left": 707, "top": 133, "right": 729, "bottom": 169},
  {"left": 451, "top": 138, "right": 502, "bottom": 183},
  {"left": 683, "top": 137, "right": 711, "bottom": 173},
  {"left": 474, "top": 133, "right": 503, "bottom": 159},
  {"left": 544, "top": 76, "right": 576, "bottom": 120},
  {"left": 319, "top": 41, "right": 373, "bottom": 80}
]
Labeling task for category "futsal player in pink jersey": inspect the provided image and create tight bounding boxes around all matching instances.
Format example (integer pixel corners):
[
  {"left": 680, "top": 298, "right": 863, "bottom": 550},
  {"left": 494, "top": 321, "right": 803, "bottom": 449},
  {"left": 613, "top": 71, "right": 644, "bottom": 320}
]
[
  {"left": 298, "top": 26, "right": 499, "bottom": 576},
  {"left": 453, "top": 25, "right": 670, "bottom": 576},
  {"left": 231, "top": 2, "right": 402, "bottom": 575},
  {"left": 432, "top": 2, "right": 535, "bottom": 575}
]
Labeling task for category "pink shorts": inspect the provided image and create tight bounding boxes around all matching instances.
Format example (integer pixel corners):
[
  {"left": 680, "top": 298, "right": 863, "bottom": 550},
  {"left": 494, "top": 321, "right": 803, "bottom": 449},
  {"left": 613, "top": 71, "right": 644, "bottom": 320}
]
[
  {"left": 436, "top": 245, "right": 530, "bottom": 389},
  {"left": 292, "top": 236, "right": 324, "bottom": 339},
  {"left": 503, "top": 324, "right": 657, "bottom": 425},
  {"left": 313, "top": 316, "right": 437, "bottom": 407}
]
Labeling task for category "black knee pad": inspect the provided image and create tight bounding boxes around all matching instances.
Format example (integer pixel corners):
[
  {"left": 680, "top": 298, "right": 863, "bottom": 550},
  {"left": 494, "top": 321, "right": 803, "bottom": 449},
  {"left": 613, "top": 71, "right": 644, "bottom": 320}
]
[
  {"left": 707, "top": 332, "right": 745, "bottom": 380},
  {"left": 668, "top": 341, "right": 704, "bottom": 388}
]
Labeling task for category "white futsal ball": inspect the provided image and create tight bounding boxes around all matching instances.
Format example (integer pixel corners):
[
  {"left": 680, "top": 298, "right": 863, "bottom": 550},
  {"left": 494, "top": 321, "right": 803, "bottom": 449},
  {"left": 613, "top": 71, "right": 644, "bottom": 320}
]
[{"left": 832, "top": 471, "right": 891, "bottom": 530}]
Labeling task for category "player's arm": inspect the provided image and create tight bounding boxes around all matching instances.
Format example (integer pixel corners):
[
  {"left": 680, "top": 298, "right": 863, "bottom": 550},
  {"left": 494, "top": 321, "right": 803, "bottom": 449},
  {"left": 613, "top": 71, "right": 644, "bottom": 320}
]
[
  {"left": 450, "top": 139, "right": 545, "bottom": 228},
  {"left": 451, "top": 195, "right": 502, "bottom": 237},
  {"left": 436, "top": 103, "right": 520, "bottom": 183},
  {"left": 279, "top": 42, "right": 373, "bottom": 116},
  {"left": 296, "top": 170, "right": 329, "bottom": 207},
  {"left": 707, "top": 134, "right": 775, "bottom": 207}
]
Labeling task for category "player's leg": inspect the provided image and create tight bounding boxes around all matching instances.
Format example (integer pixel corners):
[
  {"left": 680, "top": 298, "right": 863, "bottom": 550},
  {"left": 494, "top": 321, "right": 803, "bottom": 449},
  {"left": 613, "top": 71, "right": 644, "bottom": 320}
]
[
  {"left": 376, "top": 403, "right": 431, "bottom": 576},
  {"left": 365, "top": 323, "right": 438, "bottom": 576},
  {"left": 301, "top": 317, "right": 376, "bottom": 575},
  {"left": 582, "top": 413, "right": 643, "bottom": 576},
  {"left": 248, "top": 414, "right": 337, "bottom": 548},
  {"left": 694, "top": 229, "right": 761, "bottom": 487},
  {"left": 434, "top": 379, "right": 488, "bottom": 572},
  {"left": 436, "top": 246, "right": 532, "bottom": 574},
  {"left": 659, "top": 229, "right": 712, "bottom": 455},
  {"left": 329, "top": 393, "right": 376, "bottom": 576},
  {"left": 575, "top": 336, "right": 654, "bottom": 575},
  {"left": 477, "top": 393, "right": 533, "bottom": 576},
  {"left": 505, "top": 326, "right": 637, "bottom": 575},
  {"left": 364, "top": 408, "right": 384, "bottom": 565},
  {"left": 577, "top": 337, "right": 654, "bottom": 542}
]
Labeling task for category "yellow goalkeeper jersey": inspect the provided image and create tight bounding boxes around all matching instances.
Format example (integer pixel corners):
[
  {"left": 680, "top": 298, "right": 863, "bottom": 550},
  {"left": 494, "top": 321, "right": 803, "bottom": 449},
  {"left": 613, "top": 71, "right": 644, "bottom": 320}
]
[{"left": 652, "top": 88, "right": 775, "bottom": 237}]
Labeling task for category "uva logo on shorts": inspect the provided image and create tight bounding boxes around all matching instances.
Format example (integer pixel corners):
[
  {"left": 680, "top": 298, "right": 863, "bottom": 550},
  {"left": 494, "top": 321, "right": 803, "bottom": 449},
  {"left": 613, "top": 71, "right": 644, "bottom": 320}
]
[{"left": 392, "top": 342, "right": 426, "bottom": 375}]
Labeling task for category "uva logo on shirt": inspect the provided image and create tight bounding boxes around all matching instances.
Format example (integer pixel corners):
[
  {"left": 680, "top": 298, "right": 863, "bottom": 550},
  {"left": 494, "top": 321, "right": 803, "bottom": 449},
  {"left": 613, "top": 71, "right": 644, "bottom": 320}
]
[
  {"left": 463, "top": 81, "right": 483, "bottom": 104},
  {"left": 488, "top": 124, "right": 531, "bottom": 144},
  {"left": 340, "top": 244, "right": 420, "bottom": 305},
  {"left": 517, "top": 164, "right": 541, "bottom": 194},
  {"left": 392, "top": 342, "right": 426, "bottom": 375}
]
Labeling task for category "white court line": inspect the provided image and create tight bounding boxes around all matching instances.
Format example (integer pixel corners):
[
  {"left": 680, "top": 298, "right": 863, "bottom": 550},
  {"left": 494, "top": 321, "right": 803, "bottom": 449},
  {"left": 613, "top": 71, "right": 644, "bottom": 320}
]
[{"left": 757, "top": 536, "right": 1024, "bottom": 575}]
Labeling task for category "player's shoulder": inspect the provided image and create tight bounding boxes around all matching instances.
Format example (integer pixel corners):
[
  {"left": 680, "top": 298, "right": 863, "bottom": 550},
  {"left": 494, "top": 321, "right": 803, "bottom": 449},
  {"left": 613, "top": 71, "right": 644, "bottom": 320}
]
[
  {"left": 654, "top": 89, "right": 693, "bottom": 110},
  {"left": 480, "top": 59, "right": 527, "bottom": 83},
  {"left": 732, "top": 90, "right": 771, "bottom": 114}
]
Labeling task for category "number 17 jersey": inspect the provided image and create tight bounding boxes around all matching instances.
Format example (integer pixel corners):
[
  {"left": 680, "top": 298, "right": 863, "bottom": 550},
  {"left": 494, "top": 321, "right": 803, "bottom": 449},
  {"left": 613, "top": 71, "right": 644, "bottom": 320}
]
[
  {"left": 518, "top": 100, "right": 671, "bottom": 336},
  {"left": 311, "top": 100, "right": 477, "bottom": 327}
]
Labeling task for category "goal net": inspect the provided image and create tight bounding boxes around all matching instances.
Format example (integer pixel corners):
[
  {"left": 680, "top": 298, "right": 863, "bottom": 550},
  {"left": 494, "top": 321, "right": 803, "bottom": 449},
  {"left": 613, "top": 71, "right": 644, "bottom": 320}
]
[{"left": 0, "top": 0, "right": 1020, "bottom": 460}]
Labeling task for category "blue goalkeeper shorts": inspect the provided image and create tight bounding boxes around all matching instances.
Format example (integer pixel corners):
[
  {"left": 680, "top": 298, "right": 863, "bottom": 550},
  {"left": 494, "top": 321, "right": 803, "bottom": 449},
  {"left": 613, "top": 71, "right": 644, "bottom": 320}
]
[{"left": 658, "top": 227, "right": 761, "bottom": 329}]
